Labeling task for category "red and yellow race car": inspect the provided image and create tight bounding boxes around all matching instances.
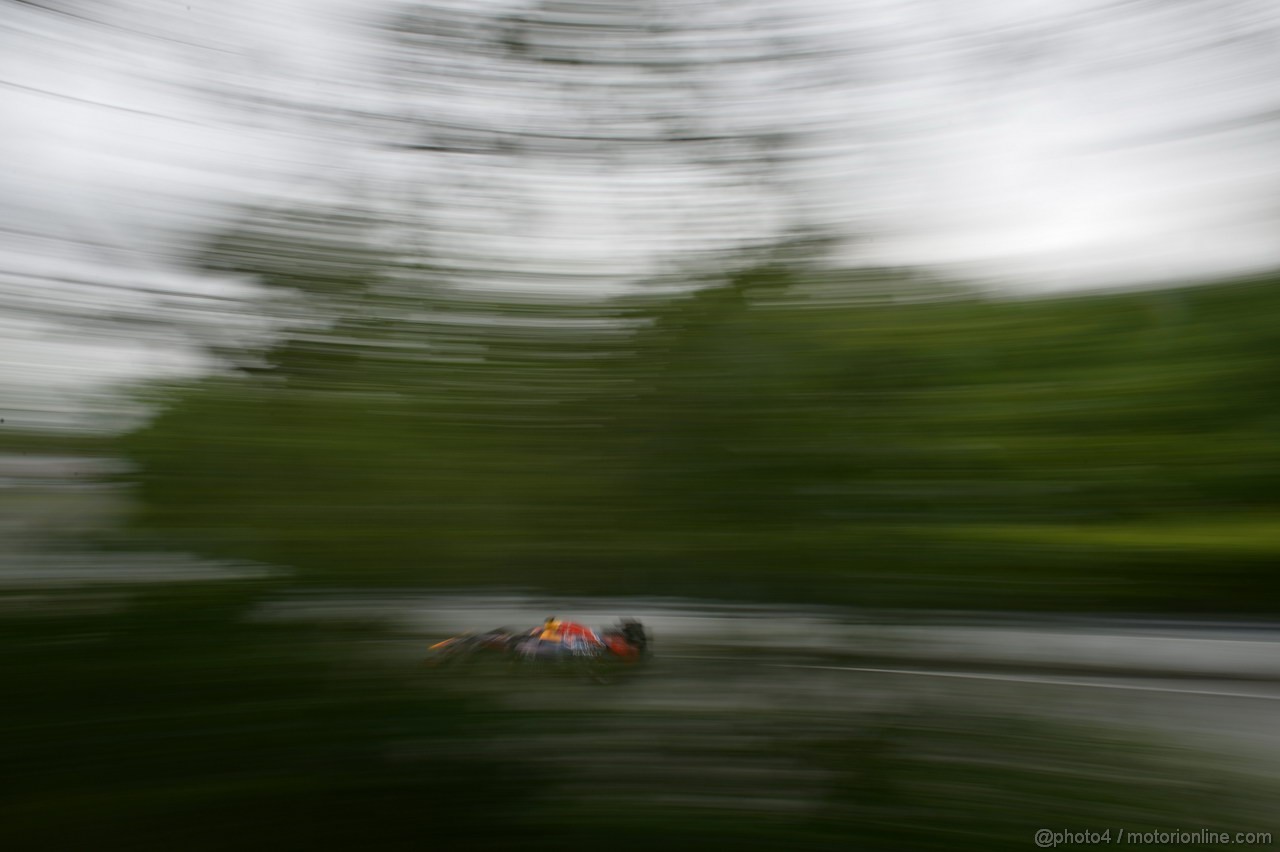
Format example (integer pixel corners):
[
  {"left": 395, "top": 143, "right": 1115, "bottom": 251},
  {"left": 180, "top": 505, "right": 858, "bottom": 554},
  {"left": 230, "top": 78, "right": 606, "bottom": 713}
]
[{"left": 425, "top": 616, "right": 649, "bottom": 678}]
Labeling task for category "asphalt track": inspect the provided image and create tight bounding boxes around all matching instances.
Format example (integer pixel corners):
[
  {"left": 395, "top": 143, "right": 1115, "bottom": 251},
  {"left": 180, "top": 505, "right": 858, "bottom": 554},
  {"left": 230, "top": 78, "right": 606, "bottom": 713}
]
[
  {"left": 258, "top": 593, "right": 1280, "bottom": 772},
  {"left": 687, "top": 656, "right": 1280, "bottom": 702}
]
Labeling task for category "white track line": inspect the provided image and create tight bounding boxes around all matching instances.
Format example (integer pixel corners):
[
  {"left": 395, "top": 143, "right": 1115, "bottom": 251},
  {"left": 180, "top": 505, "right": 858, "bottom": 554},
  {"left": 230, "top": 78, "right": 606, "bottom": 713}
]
[{"left": 761, "top": 662, "right": 1280, "bottom": 701}]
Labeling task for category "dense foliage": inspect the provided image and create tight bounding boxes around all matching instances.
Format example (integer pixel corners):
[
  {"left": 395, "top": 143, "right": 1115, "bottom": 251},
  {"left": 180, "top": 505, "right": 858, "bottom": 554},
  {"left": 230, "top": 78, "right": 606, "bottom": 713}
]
[{"left": 118, "top": 231, "right": 1280, "bottom": 611}]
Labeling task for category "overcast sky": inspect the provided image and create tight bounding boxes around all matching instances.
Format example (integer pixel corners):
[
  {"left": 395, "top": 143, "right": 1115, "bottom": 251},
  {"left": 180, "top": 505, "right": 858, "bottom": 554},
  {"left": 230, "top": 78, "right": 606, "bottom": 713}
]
[{"left": 4, "top": 0, "right": 1280, "bottom": 429}]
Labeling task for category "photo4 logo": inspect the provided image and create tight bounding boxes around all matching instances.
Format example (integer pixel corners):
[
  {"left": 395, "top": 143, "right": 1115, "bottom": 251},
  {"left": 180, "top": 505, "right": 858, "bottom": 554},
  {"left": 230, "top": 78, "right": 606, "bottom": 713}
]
[{"left": 1035, "top": 828, "right": 1273, "bottom": 847}]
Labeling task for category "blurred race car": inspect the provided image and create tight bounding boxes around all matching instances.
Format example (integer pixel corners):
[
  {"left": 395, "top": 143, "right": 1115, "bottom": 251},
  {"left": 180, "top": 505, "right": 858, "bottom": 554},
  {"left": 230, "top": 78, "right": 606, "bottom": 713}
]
[{"left": 425, "top": 616, "right": 649, "bottom": 679}]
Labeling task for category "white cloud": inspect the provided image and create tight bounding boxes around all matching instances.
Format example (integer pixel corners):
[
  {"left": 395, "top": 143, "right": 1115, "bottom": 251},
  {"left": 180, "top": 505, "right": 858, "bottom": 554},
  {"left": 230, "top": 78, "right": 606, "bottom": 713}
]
[{"left": 4, "top": 0, "right": 1280, "bottom": 427}]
